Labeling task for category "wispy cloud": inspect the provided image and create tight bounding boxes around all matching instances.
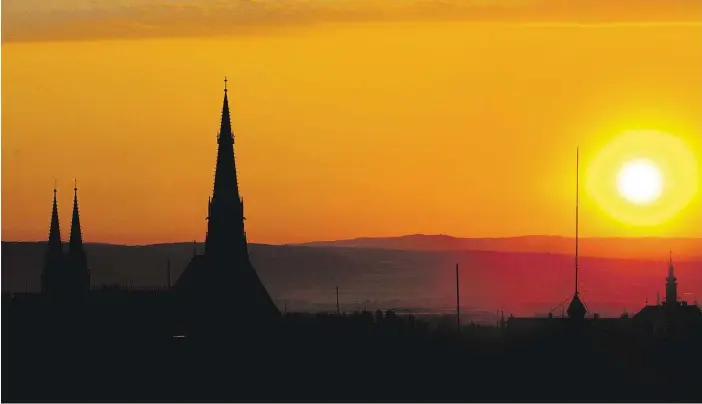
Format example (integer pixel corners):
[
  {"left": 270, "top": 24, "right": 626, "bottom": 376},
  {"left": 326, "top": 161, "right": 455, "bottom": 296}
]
[{"left": 3, "top": 0, "right": 701, "bottom": 43}]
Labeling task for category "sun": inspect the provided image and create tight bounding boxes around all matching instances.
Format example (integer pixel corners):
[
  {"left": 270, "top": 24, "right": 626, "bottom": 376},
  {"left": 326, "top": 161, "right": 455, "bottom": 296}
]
[
  {"left": 616, "top": 159, "right": 663, "bottom": 205},
  {"left": 586, "top": 130, "right": 699, "bottom": 227}
]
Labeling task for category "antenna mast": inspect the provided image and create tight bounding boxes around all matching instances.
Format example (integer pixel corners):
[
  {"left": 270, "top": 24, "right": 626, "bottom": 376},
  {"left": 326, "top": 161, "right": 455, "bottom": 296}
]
[
  {"left": 456, "top": 263, "right": 460, "bottom": 334},
  {"left": 167, "top": 258, "right": 171, "bottom": 290},
  {"left": 575, "top": 147, "right": 580, "bottom": 296}
]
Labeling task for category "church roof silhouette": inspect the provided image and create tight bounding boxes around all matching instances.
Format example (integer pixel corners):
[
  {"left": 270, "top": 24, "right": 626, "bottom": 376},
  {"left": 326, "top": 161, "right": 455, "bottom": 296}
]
[{"left": 173, "top": 78, "right": 279, "bottom": 324}]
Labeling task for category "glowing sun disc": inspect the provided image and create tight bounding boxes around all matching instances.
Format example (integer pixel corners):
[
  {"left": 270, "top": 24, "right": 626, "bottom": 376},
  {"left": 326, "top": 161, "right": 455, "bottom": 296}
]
[
  {"left": 586, "top": 130, "right": 699, "bottom": 227},
  {"left": 616, "top": 159, "right": 663, "bottom": 205}
]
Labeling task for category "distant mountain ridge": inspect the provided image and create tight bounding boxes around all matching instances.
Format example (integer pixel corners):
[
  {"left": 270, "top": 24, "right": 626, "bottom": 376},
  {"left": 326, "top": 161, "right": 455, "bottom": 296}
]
[
  {"left": 294, "top": 234, "right": 702, "bottom": 261},
  {"left": 3, "top": 241, "right": 702, "bottom": 321}
]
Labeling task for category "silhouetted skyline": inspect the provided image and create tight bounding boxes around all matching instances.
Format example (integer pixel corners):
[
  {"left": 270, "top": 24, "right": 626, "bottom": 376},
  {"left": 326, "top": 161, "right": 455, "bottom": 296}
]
[
  {"left": 4, "top": 2, "right": 702, "bottom": 400},
  {"left": 4, "top": 80, "right": 702, "bottom": 404}
]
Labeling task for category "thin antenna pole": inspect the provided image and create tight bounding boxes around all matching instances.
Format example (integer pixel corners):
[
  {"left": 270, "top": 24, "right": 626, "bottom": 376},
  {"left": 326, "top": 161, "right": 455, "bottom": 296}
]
[
  {"left": 456, "top": 263, "right": 460, "bottom": 334},
  {"left": 575, "top": 147, "right": 580, "bottom": 296},
  {"left": 167, "top": 258, "right": 171, "bottom": 290},
  {"left": 336, "top": 286, "right": 340, "bottom": 315}
]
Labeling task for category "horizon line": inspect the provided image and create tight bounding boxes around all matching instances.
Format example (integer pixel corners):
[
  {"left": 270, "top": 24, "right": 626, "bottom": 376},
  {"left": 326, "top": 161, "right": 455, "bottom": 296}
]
[{"left": 2, "top": 233, "right": 701, "bottom": 248}]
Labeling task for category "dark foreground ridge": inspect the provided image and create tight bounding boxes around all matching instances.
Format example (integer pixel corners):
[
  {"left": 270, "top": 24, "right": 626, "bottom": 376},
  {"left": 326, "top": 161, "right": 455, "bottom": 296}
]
[{"left": 4, "top": 305, "right": 702, "bottom": 402}]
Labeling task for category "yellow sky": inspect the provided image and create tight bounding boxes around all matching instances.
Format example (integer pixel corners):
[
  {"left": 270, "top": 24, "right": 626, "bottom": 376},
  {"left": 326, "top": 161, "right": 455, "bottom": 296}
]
[{"left": 2, "top": 1, "right": 702, "bottom": 244}]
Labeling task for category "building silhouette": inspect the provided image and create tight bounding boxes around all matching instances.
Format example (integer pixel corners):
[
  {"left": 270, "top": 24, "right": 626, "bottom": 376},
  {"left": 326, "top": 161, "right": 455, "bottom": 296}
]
[
  {"left": 40, "top": 183, "right": 90, "bottom": 298},
  {"left": 632, "top": 253, "right": 702, "bottom": 337},
  {"left": 174, "top": 78, "right": 280, "bottom": 333}
]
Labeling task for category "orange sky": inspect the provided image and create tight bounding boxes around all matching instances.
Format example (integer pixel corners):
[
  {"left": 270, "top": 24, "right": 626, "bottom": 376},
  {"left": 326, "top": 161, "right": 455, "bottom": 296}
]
[{"left": 2, "top": 1, "right": 702, "bottom": 244}]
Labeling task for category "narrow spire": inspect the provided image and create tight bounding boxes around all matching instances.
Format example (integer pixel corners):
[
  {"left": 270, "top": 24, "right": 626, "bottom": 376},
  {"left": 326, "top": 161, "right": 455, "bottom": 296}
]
[
  {"left": 69, "top": 178, "right": 84, "bottom": 250},
  {"left": 206, "top": 78, "right": 245, "bottom": 258},
  {"left": 666, "top": 251, "right": 678, "bottom": 306},
  {"left": 48, "top": 187, "right": 62, "bottom": 249}
]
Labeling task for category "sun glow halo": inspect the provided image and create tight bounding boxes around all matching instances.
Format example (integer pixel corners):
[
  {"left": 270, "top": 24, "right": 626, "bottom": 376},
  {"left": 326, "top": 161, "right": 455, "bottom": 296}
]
[
  {"left": 616, "top": 159, "right": 663, "bottom": 205},
  {"left": 586, "top": 130, "right": 699, "bottom": 227}
]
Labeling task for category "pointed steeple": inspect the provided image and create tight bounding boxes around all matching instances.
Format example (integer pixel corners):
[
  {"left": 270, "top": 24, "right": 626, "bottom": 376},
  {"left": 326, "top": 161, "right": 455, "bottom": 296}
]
[
  {"left": 69, "top": 179, "right": 84, "bottom": 252},
  {"left": 666, "top": 250, "right": 677, "bottom": 307},
  {"left": 205, "top": 77, "right": 246, "bottom": 259},
  {"left": 42, "top": 184, "right": 64, "bottom": 295},
  {"left": 47, "top": 186, "right": 62, "bottom": 251},
  {"left": 174, "top": 79, "right": 280, "bottom": 324},
  {"left": 67, "top": 179, "right": 90, "bottom": 294}
]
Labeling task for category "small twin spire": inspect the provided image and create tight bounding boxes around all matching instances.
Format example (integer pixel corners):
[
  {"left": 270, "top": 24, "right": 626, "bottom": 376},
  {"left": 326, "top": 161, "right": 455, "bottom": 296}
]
[
  {"left": 48, "top": 184, "right": 62, "bottom": 250},
  {"left": 70, "top": 178, "right": 83, "bottom": 249},
  {"left": 46, "top": 179, "right": 84, "bottom": 251}
]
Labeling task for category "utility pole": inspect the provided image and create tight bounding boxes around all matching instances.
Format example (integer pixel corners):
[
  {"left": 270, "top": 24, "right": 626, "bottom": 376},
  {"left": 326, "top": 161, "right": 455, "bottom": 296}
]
[
  {"left": 166, "top": 258, "right": 171, "bottom": 290},
  {"left": 336, "top": 286, "right": 340, "bottom": 315},
  {"left": 456, "top": 263, "right": 460, "bottom": 334}
]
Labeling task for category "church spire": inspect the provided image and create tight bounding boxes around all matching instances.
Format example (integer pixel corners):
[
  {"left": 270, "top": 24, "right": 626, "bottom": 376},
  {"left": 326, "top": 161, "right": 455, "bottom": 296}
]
[
  {"left": 42, "top": 184, "right": 63, "bottom": 295},
  {"left": 67, "top": 179, "right": 90, "bottom": 294},
  {"left": 69, "top": 179, "right": 84, "bottom": 251},
  {"left": 666, "top": 250, "right": 677, "bottom": 307},
  {"left": 48, "top": 186, "right": 62, "bottom": 250},
  {"left": 172, "top": 80, "right": 280, "bottom": 323},
  {"left": 205, "top": 77, "right": 246, "bottom": 259}
]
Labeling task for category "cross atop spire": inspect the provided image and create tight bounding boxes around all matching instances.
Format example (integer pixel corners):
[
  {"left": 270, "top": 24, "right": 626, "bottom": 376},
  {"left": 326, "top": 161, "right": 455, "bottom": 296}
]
[{"left": 224, "top": 76, "right": 228, "bottom": 92}]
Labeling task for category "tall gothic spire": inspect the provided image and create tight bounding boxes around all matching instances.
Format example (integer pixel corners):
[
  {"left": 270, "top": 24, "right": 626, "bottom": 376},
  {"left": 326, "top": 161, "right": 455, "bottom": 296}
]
[
  {"left": 205, "top": 77, "right": 246, "bottom": 259},
  {"left": 174, "top": 79, "right": 280, "bottom": 326},
  {"left": 69, "top": 179, "right": 84, "bottom": 251}
]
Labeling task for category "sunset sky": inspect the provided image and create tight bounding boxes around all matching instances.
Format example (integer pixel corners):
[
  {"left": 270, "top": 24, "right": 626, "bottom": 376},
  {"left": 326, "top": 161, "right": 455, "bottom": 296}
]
[{"left": 2, "top": 0, "right": 701, "bottom": 245}]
